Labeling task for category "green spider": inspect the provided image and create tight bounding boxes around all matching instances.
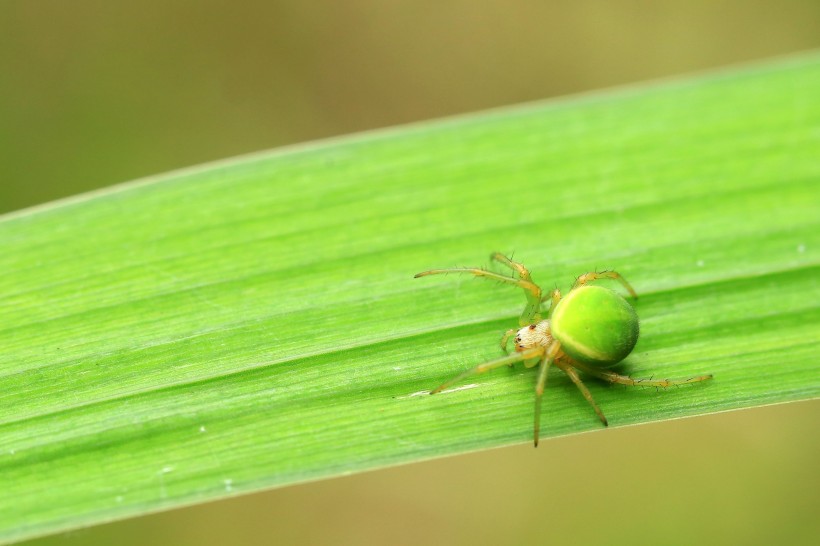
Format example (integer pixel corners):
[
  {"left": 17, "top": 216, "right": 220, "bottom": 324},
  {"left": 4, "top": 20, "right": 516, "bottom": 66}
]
[{"left": 415, "top": 252, "right": 713, "bottom": 446}]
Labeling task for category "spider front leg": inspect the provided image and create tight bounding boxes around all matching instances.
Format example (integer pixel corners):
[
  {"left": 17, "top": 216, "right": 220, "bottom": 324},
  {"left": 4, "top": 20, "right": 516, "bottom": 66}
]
[
  {"left": 415, "top": 252, "right": 544, "bottom": 325},
  {"left": 430, "top": 347, "right": 544, "bottom": 395},
  {"left": 573, "top": 271, "right": 638, "bottom": 299},
  {"left": 489, "top": 252, "right": 533, "bottom": 282},
  {"left": 500, "top": 329, "right": 517, "bottom": 354},
  {"left": 541, "top": 288, "right": 562, "bottom": 318},
  {"left": 490, "top": 252, "right": 544, "bottom": 324}
]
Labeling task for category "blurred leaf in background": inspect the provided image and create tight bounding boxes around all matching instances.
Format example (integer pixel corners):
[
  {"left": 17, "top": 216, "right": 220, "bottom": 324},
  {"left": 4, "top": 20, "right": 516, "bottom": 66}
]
[{"left": 2, "top": 0, "right": 820, "bottom": 213}]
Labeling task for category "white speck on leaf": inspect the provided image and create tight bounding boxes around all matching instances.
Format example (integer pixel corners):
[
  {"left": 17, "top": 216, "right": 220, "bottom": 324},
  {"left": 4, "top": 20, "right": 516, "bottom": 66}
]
[
  {"left": 158, "top": 467, "right": 173, "bottom": 499},
  {"left": 398, "top": 383, "right": 480, "bottom": 399},
  {"left": 440, "top": 384, "right": 480, "bottom": 394}
]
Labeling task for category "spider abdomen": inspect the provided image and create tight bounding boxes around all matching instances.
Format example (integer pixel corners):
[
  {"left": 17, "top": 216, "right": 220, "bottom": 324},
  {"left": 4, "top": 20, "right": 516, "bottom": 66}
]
[{"left": 550, "top": 285, "right": 639, "bottom": 366}]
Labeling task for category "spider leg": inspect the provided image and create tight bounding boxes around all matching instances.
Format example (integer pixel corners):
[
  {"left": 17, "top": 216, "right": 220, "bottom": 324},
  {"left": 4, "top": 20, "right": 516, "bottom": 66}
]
[
  {"left": 572, "top": 271, "right": 638, "bottom": 299},
  {"left": 554, "top": 360, "right": 609, "bottom": 427},
  {"left": 499, "top": 329, "right": 517, "bottom": 354},
  {"left": 489, "top": 252, "right": 533, "bottom": 281},
  {"left": 572, "top": 361, "right": 714, "bottom": 388},
  {"left": 541, "top": 288, "right": 562, "bottom": 318},
  {"left": 533, "top": 342, "right": 560, "bottom": 447},
  {"left": 415, "top": 254, "right": 544, "bottom": 326},
  {"left": 430, "top": 347, "right": 544, "bottom": 395}
]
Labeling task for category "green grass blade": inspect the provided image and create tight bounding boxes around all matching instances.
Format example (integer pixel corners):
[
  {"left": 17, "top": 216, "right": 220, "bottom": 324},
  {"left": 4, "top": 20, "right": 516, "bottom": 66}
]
[{"left": 2, "top": 53, "right": 819, "bottom": 543}]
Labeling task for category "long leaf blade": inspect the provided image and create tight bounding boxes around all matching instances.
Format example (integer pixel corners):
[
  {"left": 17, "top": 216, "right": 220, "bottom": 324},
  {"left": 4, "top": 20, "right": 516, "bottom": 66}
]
[{"left": 1, "top": 53, "right": 819, "bottom": 543}]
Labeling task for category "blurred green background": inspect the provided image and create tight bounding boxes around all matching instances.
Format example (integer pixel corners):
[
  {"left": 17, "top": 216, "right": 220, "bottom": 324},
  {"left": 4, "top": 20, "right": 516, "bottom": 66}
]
[{"left": 3, "top": 1, "right": 818, "bottom": 544}]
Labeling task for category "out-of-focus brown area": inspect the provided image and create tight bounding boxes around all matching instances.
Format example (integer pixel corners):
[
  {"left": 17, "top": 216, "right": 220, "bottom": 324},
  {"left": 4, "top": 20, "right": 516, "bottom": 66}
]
[
  {"left": 4, "top": 1, "right": 819, "bottom": 544},
  {"left": 2, "top": 0, "right": 819, "bottom": 213}
]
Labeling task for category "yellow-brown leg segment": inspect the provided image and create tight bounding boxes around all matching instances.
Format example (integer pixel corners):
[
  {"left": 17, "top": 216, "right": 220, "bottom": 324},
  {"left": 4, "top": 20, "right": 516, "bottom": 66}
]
[
  {"left": 572, "top": 361, "right": 714, "bottom": 388},
  {"left": 489, "top": 252, "right": 544, "bottom": 326},
  {"left": 489, "top": 252, "right": 533, "bottom": 281},
  {"left": 541, "top": 288, "right": 562, "bottom": 318},
  {"left": 533, "top": 342, "right": 561, "bottom": 447},
  {"left": 430, "top": 347, "right": 545, "bottom": 395},
  {"left": 554, "top": 360, "right": 609, "bottom": 426},
  {"left": 415, "top": 255, "right": 544, "bottom": 325},
  {"left": 499, "top": 329, "right": 517, "bottom": 354},
  {"left": 573, "top": 271, "right": 638, "bottom": 299}
]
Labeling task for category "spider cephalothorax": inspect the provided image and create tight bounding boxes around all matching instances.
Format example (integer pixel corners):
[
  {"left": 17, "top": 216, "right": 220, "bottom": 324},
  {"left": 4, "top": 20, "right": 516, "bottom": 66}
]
[{"left": 511, "top": 321, "right": 552, "bottom": 352}]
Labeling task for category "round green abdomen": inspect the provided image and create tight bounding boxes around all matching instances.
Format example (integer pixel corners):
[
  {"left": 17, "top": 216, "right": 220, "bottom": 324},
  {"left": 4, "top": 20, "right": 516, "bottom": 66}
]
[{"left": 551, "top": 285, "right": 639, "bottom": 366}]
